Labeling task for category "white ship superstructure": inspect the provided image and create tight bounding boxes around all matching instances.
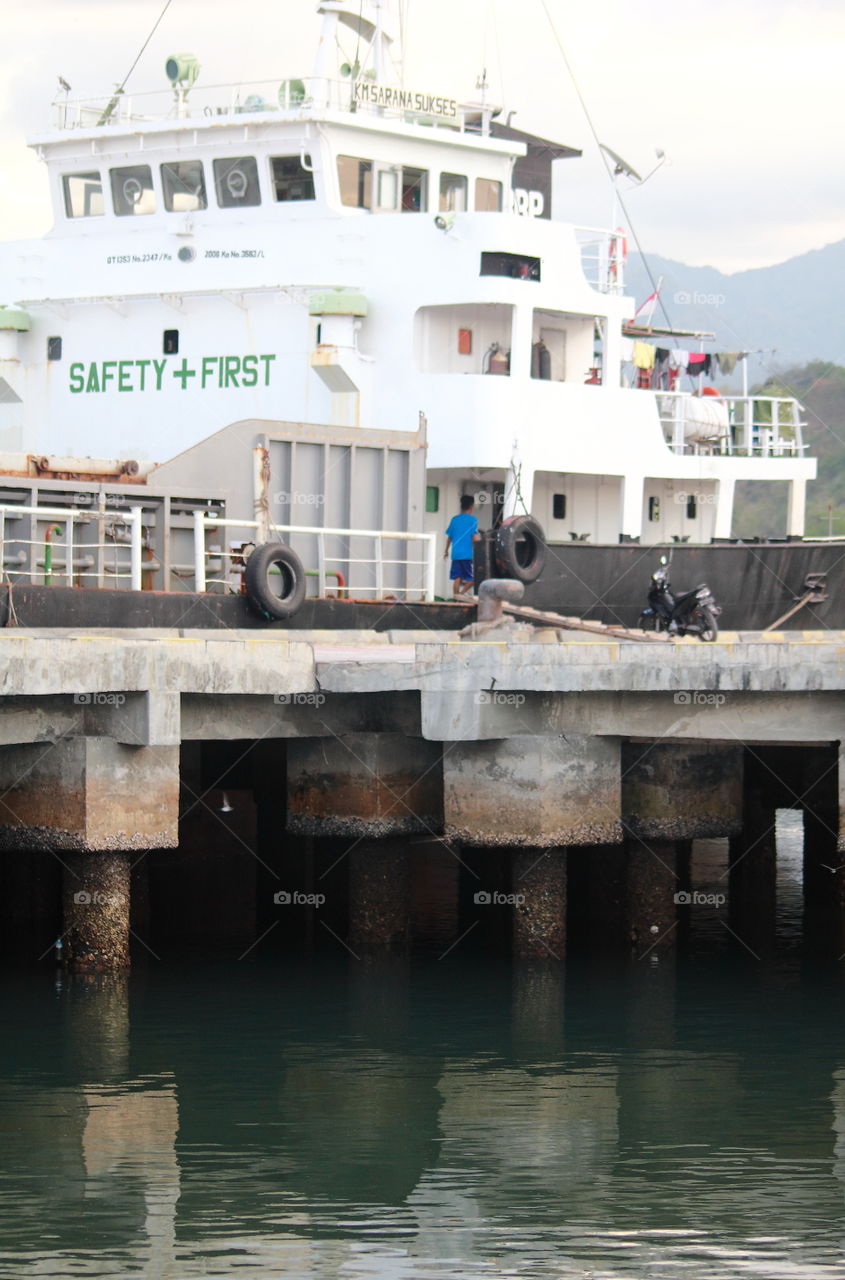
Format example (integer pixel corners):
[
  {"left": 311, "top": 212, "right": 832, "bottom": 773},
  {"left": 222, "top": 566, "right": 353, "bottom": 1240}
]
[{"left": 0, "top": 0, "right": 814, "bottom": 597}]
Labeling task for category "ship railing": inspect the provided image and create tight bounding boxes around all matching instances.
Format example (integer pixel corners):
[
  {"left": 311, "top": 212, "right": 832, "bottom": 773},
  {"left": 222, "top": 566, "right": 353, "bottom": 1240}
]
[
  {"left": 655, "top": 392, "right": 807, "bottom": 458},
  {"left": 192, "top": 514, "right": 437, "bottom": 602},
  {"left": 575, "top": 227, "right": 626, "bottom": 294},
  {"left": 52, "top": 76, "right": 472, "bottom": 132},
  {"left": 0, "top": 504, "right": 143, "bottom": 589}
]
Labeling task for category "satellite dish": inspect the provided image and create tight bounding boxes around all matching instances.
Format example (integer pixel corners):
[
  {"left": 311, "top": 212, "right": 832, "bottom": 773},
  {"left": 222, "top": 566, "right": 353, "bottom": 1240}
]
[{"left": 599, "top": 142, "right": 642, "bottom": 183}]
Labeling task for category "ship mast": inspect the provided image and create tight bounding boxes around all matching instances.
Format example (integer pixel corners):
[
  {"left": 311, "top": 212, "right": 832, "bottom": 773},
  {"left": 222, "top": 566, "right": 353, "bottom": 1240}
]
[{"left": 313, "top": 1, "right": 401, "bottom": 88}]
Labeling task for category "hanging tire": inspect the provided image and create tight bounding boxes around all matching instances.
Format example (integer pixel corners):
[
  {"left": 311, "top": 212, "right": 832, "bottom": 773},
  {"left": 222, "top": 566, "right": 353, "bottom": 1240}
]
[
  {"left": 494, "top": 515, "right": 547, "bottom": 584},
  {"left": 244, "top": 541, "right": 307, "bottom": 620},
  {"left": 694, "top": 606, "right": 718, "bottom": 642}
]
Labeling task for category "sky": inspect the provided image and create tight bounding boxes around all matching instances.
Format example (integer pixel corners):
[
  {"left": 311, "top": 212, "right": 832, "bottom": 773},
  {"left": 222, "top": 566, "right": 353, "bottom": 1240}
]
[{"left": 1, "top": 0, "right": 843, "bottom": 273}]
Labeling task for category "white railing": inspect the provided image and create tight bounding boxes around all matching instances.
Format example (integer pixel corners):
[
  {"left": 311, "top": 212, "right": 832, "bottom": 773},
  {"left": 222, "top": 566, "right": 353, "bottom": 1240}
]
[
  {"left": 575, "top": 226, "right": 626, "bottom": 294},
  {"left": 193, "top": 514, "right": 437, "bottom": 602},
  {"left": 53, "top": 76, "right": 469, "bottom": 133},
  {"left": 0, "top": 504, "right": 143, "bottom": 589},
  {"left": 655, "top": 393, "right": 806, "bottom": 457}
]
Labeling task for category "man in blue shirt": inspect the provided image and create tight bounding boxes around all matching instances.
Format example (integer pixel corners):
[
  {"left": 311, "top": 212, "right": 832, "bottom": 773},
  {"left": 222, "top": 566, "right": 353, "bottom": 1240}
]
[{"left": 444, "top": 495, "right": 480, "bottom": 597}]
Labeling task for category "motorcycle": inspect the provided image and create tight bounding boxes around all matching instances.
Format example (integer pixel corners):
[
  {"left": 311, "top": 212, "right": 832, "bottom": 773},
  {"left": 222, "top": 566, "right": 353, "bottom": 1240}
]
[{"left": 637, "top": 556, "right": 721, "bottom": 641}]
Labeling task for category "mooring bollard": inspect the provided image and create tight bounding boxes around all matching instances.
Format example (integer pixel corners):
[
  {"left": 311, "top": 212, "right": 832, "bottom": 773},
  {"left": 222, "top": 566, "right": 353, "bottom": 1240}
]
[{"left": 476, "top": 578, "right": 525, "bottom": 624}]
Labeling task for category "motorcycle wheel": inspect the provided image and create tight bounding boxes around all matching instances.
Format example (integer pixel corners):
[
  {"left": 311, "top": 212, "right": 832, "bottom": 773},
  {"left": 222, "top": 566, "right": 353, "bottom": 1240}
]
[
  {"left": 637, "top": 611, "right": 657, "bottom": 632},
  {"left": 694, "top": 606, "right": 718, "bottom": 642}
]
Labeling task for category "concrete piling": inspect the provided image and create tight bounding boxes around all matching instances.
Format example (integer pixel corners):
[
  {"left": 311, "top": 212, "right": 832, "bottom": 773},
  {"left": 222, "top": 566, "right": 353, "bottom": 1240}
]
[
  {"left": 62, "top": 852, "right": 131, "bottom": 972},
  {"left": 802, "top": 746, "right": 845, "bottom": 957},
  {"left": 512, "top": 849, "right": 567, "bottom": 959},
  {"left": 625, "top": 839, "right": 679, "bottom": 957},
  {"left": 728, "top": 759, "right": 777, "bottom": 958},
  {"left": 348, "top": 840, "right": 410, "bottom": 950}
]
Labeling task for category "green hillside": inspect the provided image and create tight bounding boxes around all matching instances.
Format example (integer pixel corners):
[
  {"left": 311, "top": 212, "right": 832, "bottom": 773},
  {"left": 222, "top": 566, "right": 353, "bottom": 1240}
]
[{"left": 732, "top": 362, "right": 845, "bottom": 538}]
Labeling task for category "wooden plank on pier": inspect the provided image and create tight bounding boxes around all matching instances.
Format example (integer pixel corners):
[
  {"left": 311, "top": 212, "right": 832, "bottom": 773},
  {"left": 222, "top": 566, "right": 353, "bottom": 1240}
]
[{"left": 470, "top": 596, "right": 669, "bottom": 642}]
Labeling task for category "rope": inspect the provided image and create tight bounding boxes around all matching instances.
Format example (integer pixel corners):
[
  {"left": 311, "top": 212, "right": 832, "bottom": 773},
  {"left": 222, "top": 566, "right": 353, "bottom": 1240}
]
[
  {"left": 537, "top": 0, "right": 672, "bottom": 332},
  {"left": 116, "top": 0, "right": 175, "bottom": 97}
]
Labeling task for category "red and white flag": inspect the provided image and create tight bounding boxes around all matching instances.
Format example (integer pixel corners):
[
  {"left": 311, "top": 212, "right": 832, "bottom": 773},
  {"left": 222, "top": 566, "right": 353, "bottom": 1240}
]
[{"left": 634, "top": 288, "right": 659, "bottom": 325}]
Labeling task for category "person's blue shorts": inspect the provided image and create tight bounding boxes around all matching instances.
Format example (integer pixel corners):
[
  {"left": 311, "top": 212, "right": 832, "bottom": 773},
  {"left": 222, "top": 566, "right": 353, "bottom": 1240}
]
[{"left": 450, "top": 559, "right": 474, "bottom": 581}]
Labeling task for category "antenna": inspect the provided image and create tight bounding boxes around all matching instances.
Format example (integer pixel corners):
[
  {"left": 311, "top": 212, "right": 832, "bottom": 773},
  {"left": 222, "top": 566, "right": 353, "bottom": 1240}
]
[
  {"left": 599, "top": 143, "right": 642, "bottom": 183},
  {"left": 57, "top": 76, "right": 72, "bottom": 129}
]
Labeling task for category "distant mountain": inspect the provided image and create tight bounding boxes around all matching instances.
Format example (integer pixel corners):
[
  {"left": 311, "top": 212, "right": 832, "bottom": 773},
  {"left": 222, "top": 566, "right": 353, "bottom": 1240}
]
[
  {"left": 624, "top": 240, "right": 845, "bottom": 373},
  {"left": 732, "top": 362, "right": 845, "bottom": 539}
]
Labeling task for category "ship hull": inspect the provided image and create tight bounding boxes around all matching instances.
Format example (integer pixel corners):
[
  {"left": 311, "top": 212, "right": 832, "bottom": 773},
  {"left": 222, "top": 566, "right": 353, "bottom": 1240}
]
[{"left": 522, "top": 540, "right": 844, "bottom": 631}]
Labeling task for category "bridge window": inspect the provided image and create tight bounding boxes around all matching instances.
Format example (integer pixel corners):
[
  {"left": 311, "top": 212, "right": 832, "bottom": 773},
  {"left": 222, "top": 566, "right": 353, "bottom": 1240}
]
[
  {"left": 553, "top": 493, "right": 566, "bottom": 520},
  {"left": 161, "top": 160, "right": 207, "bottom": 212},
  {"left": 110, "top": 164, "right": 155, "bottom": 216},
  {"left": 63, "top": 172, "right": 103, "bottom": 218},
  {"left": 401, "top": 167, "right": 428, "bottom": 212},
  {"left": 686, "top": 495, "right": 697, "bottom": 519},
  {"left": 440, "top": 172, "right": 467, "bottom": 212},
  {"left": 475, "top": 177, "right": 503, "bottom": 211},
  {"left": 47, "top": 337, "right": 62, "bottom": 362},
  {"left": 271, "top": 155, "right": 315, "bottom": 202},
  {"left": 214, "top": 157, "right": 261, "bottom": 208},
  {"left": 480, "top": 251, "right": 541, "bottom": 281},
  {"left": 338, "top": 155, "right": 372, "bottom": 208}
]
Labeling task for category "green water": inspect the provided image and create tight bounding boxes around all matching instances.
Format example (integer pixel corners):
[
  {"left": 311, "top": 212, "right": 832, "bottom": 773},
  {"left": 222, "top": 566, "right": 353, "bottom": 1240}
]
[{"left": 1, "top": 817, "right": 844, "bottom": 1279}]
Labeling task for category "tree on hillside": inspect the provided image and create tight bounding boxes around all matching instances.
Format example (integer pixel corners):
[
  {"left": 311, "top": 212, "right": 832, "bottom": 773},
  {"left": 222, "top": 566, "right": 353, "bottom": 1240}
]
[{"left": 733, "top": 362, "right": 845, "bottom": 537}]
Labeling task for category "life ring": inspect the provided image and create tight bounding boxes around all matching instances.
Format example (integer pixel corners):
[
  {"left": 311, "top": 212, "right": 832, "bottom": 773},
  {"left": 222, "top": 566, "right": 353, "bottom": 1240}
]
[
  {"left": 244, "top": 541, "right": 307, "bottom": 619},
  {"left": 494, "top": 515, "right": 546, "bottom": 584},
  {"left": 609, "top": 226, "right": 628, "bottom": 280}
]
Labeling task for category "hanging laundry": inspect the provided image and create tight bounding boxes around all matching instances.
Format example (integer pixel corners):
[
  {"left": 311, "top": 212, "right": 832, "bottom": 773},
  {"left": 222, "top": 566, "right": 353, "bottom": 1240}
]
[
  {"left": 716, "top": 352, "right": 739, "bottom": 375},
  {"left": 687, "top": 354, "right": 707, "bottom": 377},
  {"left": 633, "top": 341, "right": 655, "bottom": 370},
  {"left": 654, "top": 347, "right": 671, "bottom": 389},
  {"left": 620, "top": 337, "right": 634, "bottom": 362},
  {"left": 670, "top": 349, "right": 689, "bottom": 370}
]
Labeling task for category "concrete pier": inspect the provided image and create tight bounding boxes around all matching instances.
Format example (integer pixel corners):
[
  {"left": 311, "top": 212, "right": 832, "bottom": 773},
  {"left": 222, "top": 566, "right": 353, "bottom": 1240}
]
[
  {"left": 0, "top": 627, "right": 842, "bottom": 966},
  {"left": 287, "top": 733, "right": 442, "bottom": 838},
  {"left": 0, "top": 738, "right": 178, "bottom": 851},
  {"left": 443, "top": 735, "right": 621, "bottom": 847},
  {"left": 623, "top": 742, "right": 743, "bottom": 840}
]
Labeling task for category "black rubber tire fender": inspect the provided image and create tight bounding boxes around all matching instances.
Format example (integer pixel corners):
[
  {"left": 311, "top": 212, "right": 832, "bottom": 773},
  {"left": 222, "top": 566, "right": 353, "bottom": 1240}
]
[
  {"left": 244, "top": 541, "right": 307, "bottom": 620},
  {"left": 494, "top": 515, "right": 547, "bottom": 584}
]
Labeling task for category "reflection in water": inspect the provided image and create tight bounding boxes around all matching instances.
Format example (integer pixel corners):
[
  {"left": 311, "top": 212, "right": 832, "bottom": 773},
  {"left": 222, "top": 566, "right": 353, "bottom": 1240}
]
[
  {"left": 82, "top": 1082, "right": 179, "bottom": 1277},
  {"left": 1, "top": 820, "right": 845, "bottom": 1277}
]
